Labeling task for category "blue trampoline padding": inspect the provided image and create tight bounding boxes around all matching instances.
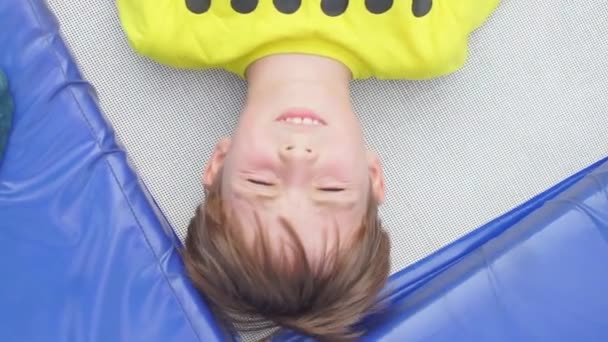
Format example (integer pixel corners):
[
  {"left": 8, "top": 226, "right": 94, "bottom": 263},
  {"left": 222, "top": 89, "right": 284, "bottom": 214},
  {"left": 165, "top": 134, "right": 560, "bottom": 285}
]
[
  {"left": 363, "top": 158, "right": 608, "bottom": 342},
  {"left": 0, "top": 1, "right": 229, "bottom": 341},
  {"left": 275, "top": 157, "right": 608, "bottom": 341}
]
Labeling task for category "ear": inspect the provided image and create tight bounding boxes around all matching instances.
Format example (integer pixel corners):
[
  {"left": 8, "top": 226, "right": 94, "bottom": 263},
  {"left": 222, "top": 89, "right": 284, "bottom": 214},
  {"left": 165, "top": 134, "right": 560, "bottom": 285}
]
[
  {"left": 367, "top": 151, "right": 386, "bottom": 203},
  {"left": 203, "top": 138, "right": 231, "bottom": 189}
]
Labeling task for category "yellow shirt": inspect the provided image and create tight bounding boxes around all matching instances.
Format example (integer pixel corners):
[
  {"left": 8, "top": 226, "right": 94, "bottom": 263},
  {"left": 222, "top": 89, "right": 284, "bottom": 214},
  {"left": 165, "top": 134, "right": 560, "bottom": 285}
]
[{"left": 117, "top": 0, "right": 500, "bottom": 80}]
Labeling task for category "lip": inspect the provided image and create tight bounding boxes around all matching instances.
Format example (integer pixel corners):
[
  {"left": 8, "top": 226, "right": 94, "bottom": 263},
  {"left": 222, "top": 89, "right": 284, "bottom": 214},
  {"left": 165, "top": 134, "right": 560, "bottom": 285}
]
[{"left": 275, "top": 109, "right": 327, "bottom": 125}]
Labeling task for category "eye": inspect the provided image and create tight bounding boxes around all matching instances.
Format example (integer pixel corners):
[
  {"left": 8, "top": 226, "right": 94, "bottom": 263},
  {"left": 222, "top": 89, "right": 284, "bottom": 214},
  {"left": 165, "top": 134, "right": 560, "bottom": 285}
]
[
  {"left": 248, "top": 179, "right": 274, "bottom": 186},
  {"left": 320, "top": 187, "right": 345, "bottom": 192}
]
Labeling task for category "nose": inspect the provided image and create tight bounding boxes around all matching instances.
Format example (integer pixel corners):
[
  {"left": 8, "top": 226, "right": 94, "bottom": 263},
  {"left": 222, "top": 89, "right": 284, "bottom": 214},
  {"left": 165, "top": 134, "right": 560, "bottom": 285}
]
[{"left": 279, "top": 144, "right": 318, "bottom": 163}]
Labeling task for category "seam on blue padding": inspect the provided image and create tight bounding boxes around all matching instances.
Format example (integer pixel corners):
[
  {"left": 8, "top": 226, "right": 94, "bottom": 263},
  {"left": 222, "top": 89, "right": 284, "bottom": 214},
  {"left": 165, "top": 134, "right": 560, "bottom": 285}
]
[{"left": 24, "top": 1, "right": 207, "bottom": 341}]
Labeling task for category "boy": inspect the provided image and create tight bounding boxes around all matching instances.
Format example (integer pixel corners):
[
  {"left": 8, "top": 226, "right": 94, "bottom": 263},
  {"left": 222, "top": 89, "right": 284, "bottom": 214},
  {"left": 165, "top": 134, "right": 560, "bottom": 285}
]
[{"left": 117, "top": 0, "right": 500, "bottom": 339}]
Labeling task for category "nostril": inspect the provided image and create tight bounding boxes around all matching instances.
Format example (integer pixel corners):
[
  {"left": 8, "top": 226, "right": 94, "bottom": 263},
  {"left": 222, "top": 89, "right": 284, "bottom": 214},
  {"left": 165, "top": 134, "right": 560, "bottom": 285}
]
[
  {"left": 306, "top": 148, "right": 312, "bottom": 153},
  {"left": 285, "top": 145, "right": 294, "bottom": 151}
]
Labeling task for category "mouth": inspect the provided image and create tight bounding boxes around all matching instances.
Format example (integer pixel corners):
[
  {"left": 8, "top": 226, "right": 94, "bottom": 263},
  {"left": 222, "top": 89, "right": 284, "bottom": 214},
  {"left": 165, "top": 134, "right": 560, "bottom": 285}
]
[{"left": 275, "top": 109, "right": 327, "bottom": 126}]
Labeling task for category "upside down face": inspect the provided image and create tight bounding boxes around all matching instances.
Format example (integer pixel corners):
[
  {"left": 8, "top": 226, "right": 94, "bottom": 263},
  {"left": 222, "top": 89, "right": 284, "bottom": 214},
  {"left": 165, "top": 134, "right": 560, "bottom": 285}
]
[{"left": 201, "top": 53, "right": 387, "bottom": 260}]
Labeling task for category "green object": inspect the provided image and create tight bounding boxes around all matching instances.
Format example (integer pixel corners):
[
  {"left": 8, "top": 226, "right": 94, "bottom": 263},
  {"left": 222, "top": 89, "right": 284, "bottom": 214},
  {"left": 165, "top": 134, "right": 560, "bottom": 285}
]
[{"left": 0, "top": 70, "right": 13, "bottom": 165}]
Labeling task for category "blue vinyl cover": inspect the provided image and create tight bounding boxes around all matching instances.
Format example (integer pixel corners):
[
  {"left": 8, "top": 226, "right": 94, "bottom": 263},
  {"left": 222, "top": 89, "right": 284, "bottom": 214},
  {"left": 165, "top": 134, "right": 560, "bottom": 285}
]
[
  {"left": 1, "top": 1, "right": 608, "bottom": 342},
  {"left": 0, "top": 1, "right": 229, "bottom": 341},
  {"left": 359, "top": 157, "right": 608, "bottom": 341}
]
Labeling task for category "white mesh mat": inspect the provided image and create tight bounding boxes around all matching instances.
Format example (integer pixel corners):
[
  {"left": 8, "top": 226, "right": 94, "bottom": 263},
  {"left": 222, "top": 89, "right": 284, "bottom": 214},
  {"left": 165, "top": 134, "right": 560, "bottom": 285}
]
[{"left": 49, "top": 0, "right": 607, "bottom": 293}]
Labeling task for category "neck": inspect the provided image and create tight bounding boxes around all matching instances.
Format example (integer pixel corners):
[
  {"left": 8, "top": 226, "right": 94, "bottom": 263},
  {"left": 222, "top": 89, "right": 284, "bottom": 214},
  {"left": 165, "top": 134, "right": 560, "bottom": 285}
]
[{"left": 243, "top": 54, "right": 354, "bottom": 120}]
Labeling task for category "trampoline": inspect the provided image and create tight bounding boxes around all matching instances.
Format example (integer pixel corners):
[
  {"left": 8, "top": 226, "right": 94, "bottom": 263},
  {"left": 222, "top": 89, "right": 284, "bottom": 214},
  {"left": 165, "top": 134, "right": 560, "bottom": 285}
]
[{"left": 1, "top": 0, "right": 608, "bottom": 341}]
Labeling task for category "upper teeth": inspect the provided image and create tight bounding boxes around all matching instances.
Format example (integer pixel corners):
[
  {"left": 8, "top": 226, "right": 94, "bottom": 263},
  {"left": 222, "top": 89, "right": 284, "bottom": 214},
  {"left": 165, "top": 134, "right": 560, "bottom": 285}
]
[{"left": 281, "top": 117, "right": 321, "bottom": 125}]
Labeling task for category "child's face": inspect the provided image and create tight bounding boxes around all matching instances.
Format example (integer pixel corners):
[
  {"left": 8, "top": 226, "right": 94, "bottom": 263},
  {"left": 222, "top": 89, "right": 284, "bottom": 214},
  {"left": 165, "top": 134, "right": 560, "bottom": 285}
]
[{"left": 204, "top": 92, "right": 385, "bottom": 258}]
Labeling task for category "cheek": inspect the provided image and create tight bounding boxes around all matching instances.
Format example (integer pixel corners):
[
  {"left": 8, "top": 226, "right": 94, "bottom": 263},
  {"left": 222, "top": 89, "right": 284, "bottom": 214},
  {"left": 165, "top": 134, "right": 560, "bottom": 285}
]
[
  {"left": 231, "top": 134, "right": 277, "bottom": 169},
  {"left": 323, "top": 152, "right": 368, "bottom": 179}
]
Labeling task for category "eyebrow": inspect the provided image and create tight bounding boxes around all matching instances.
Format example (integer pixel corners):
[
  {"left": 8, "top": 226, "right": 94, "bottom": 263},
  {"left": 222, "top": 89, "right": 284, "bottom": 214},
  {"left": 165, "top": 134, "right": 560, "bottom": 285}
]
[
  {"left": 231, "top": 182, "right": 277, "bottom": 202},
  {"left": 312, "top": 193, "right": 359, "bottom": 210}
]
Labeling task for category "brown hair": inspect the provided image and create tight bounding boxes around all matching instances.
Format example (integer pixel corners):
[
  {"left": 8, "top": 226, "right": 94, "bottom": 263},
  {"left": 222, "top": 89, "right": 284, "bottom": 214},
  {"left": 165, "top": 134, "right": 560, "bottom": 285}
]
[{"left": 182, "top": 176, "right": 391, "bottom": 340}]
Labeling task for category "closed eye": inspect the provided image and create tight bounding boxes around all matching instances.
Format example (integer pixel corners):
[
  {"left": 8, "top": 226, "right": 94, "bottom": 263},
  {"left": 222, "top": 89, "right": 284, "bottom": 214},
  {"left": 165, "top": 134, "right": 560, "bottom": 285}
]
[
  {"left": 319, "top": 187, "right": 345, "bottom": 192},
  {"left": 248, "top": 179, "right": 274, "bottom": 186}
]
